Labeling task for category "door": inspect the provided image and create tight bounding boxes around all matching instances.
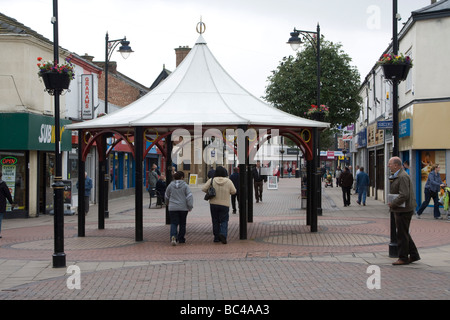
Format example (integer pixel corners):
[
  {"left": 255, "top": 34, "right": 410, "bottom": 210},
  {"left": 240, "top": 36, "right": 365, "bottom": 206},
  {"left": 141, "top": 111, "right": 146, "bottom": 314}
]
[
  {"left": 368, "top": 150, "right": 375, "bottom": 196},
  {"left": 38, "top": 152, "right": 55, "bottom": 214}
]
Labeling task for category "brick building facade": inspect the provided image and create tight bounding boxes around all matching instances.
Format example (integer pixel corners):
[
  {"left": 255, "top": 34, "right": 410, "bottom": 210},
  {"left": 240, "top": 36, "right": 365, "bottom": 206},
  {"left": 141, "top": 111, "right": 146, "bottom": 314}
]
[
  {"left": 96, "top": 61, "right": 148, "bottom": 107},
  {"left": 79, "top": 55, "right": 149, "bottom": 110}
]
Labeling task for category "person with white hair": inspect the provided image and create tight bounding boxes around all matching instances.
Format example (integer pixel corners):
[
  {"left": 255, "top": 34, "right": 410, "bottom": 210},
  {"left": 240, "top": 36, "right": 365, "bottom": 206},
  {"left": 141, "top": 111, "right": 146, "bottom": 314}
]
[{"left": 387, "top": 156, "right": 420, "bottom": 266}]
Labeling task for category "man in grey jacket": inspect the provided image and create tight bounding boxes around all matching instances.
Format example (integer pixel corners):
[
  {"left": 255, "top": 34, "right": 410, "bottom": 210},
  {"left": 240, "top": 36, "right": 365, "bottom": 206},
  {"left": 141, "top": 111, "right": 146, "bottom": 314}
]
[
  {"left": 165, "top": 171, "right": 193, "bottom": 245},
  {"left": 388, "top": 157, "right": 420, "bottom": 265}
]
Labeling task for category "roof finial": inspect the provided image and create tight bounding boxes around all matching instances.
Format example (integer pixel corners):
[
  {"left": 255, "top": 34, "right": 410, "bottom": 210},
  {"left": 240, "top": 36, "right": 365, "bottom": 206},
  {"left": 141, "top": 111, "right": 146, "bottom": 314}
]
[{"left": 196, "top": 16, "right": 206, "bottom": 34}]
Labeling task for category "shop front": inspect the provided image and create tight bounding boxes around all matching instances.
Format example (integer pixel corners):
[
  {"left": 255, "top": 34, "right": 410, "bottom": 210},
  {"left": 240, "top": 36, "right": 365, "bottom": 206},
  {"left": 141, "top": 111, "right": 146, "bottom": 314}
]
[
  {"left": 0, "top": 113, "right": 72, "bottom": 218},
  {"left": 106, "top": 134, "right": 138, "bottom": 198},
  {"left": 367, "top": 122, "right": 385, "bottom": 201},
  {"left": 0, "top": 152, "right": 27, "bottom": 218},
  {"left": 399, "top": 102, "right": 450, "bottom": 210}
]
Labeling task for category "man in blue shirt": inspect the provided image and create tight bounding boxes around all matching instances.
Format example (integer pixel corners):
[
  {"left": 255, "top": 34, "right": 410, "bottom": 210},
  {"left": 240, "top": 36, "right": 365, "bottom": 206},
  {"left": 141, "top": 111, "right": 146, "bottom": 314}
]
[{"left": 356, "top": 167, "right": 370, "bottom": 206}]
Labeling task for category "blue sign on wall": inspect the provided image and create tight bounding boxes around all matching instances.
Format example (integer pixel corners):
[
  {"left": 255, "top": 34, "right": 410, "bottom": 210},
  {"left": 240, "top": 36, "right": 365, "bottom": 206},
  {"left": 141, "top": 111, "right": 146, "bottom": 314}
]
[
  {"left": 399, "top": 119, "right": 411, "bottom": 138},
  {"left": 377, "top": 120, "right": 393, "bottom": 130},
  {"left": 357, "top": 129, "right": 367, "bottom": 148}
]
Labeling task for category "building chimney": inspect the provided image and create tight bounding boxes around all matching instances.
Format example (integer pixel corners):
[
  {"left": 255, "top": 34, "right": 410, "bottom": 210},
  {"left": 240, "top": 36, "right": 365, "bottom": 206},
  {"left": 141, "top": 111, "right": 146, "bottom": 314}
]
[
  {"left": 431, "top": 0, "right": 437, "bottom": 4},
  {"left": 175, "top": 46, "right": 191, "bottom": 67},
  {"left": 81, "top": 53, "right": 95, "bottom": 62}
]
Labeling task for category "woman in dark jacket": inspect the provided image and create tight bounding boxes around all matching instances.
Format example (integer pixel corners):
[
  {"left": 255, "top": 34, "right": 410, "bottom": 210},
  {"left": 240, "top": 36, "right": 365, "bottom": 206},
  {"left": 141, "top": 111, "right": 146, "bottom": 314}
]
[
  {"left": 340, "top": 167, "right": 353, "bottom": 207},
  {"left": 416, "top": 164, "right": 445, "bottom": 219}
]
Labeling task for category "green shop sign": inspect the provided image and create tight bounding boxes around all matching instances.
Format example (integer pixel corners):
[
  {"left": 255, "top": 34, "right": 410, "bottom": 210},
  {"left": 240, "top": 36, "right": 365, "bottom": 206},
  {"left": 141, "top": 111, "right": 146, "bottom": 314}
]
[{"left": 0, "top": 113, "right": 72, "bottom": 151}]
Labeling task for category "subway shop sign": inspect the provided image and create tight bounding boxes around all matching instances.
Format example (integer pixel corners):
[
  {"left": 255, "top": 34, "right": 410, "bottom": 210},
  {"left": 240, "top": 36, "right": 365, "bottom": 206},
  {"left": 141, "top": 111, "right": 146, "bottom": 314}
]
[{"left": 0, "top": 113, "right": 72, "bottom": 151}]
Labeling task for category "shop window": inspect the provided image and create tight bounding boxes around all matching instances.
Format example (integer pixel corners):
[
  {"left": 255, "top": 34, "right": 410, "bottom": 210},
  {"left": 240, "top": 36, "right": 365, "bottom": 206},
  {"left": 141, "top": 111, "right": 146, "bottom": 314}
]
[
  {"left": 110, "top": 152, "right": 126, "bottom": 190},
  {"left": 0, "top": 152, "right": 27, "bottom": 213},
  {"left": 419, "top": 151, "right": 446, "bottom": 202},
  {"left": 182, "top": 162, "right": 191, "bottom": 171}
]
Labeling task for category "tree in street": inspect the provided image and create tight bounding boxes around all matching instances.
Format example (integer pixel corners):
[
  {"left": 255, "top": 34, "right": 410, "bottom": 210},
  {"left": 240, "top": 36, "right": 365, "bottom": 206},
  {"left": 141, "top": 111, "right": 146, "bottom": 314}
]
[{"left": 264, "top": 37, "right": 362, "bottom": 149}]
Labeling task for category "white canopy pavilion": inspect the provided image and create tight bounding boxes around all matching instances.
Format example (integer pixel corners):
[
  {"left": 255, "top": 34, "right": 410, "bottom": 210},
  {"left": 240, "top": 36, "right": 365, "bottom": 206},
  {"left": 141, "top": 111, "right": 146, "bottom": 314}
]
[{"left": 67, "top": 30, "right": 329, "bottom": 241}]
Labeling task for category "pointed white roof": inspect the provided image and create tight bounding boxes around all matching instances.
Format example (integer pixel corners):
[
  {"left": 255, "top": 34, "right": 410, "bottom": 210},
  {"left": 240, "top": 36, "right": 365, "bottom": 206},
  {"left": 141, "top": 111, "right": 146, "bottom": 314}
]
[{"left": 67, "top": 35, "right": 329, "bottom": 131}]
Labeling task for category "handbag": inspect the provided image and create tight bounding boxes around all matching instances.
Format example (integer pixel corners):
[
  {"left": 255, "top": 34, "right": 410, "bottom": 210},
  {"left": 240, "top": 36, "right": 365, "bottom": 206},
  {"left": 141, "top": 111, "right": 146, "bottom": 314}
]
[{"left": 204, "top": 178, "right": 216, "bottom": 201}]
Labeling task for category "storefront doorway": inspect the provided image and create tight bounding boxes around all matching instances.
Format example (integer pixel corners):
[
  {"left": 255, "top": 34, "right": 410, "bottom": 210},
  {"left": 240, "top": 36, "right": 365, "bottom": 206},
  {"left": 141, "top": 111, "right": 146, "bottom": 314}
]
[{"left": 0, "top": 151, "right": 28, "bottom": 218}]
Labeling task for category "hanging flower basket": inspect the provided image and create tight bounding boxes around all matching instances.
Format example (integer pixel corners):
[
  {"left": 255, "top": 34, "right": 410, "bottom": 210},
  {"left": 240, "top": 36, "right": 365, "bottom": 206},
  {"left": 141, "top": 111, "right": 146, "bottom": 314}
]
[
  {"left": 41, "top": 71, "right": 71, "bottom": 91},
  {"left": 377, "top": 53, "right": 413, "bottom": 82},
  {"left": 37, "top": 57, "right": 74, "bottom": 94},
  {"left": 305, "top": 104, "right": 328, "bottom": 122},
  {"left": 311, "top": 112, "right": 325, "bottom": 122},
  {"left": 381, "top": 63, "right": 411, "bottom": 81}
]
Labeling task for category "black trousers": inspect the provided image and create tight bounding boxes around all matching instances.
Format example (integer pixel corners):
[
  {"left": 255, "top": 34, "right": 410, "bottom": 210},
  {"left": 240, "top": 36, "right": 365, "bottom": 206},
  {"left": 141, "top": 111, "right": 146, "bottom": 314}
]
[
  {"left": 254, "top": 181, "right": 263, "bottom": 201},
  {"left": 417, "top": 188, "right": 441, "bottom": 218},
  {"left": 231, "top": 193, "right": 239, "bottom": 212},
  {"left": 341, "top": 186, "right": 351, "bottom": 206},
  {"left": 394, "top": 211, "right": 420, "bottom": 261},
  {"left": 84, "top": 196, "right": 90, "bottom": 214}
]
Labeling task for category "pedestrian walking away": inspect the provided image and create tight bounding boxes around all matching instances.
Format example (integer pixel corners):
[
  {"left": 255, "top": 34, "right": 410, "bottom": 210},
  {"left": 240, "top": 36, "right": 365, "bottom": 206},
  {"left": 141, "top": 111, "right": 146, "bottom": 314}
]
[
  {"left": 252, "top": 160, "right": 266, "bottom": 203},
  {"left": 356, "top": 167, "right": 369, "bottom": 206},
  {"left": 155, "top": 174, "right": 167, "bottom": 207},
  {"left": 335, "top": 167, "right": 342, "bottom": 187},
  {"left": 202, "top": 166, "right": 236, "bottom": 244},
  {"left": 147, "top": 164, "right": 159, "bottom": 208},
  {"left": 387, "top": 156, "right": 421, "bottom": 266},
  {"left": 0, "top": 172, "right": 14, "bottom": 238},
  {"left": 321, "top": 166, "right": 326, "bottom": 182},
  {"left": 165, "top": 171, "right": 193, "bottom": 246},
  {"left": 229, "top": 167, "right": 240, "bottom": 214},
  {"left": 416, "top": 164, "right": 445, "bottom": 219},
  {"left": 354, "top": 165, "right": 361, "bottom": 193},
  {"left": 76, "top": 172, "right": 93, "bottom": 215},
  {"left": 340, "top": 167, "right": 353, "bottom": 207}
]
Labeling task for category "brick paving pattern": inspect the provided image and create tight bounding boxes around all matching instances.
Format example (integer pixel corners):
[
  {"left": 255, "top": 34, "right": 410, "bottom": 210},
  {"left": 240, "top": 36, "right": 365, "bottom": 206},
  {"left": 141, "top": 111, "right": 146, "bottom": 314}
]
[{"left": 0, "top": 178, "right": 449, "bottom": 302}]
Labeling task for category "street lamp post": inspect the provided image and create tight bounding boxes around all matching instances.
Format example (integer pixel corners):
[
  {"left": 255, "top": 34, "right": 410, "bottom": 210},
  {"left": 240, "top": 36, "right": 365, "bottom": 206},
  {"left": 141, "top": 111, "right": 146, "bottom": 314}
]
[
  {"left": 51, "top": 0, "right": 66, "bottom": 268},
  {"left": 287, "top": 23, "right": 322, "bottom": 231},
  {"left": 100, "top": 33, "right": 134, "bottom": 224},
  {"left": 105, "top": 33, "right": 134, "bottom": 114},
  {"left": 389, "top": 0, "right": 400, "bottom": 258}
]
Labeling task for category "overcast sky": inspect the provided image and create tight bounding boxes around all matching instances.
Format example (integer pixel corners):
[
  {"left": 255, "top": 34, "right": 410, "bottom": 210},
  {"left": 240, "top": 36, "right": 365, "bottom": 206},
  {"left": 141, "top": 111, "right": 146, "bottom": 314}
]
[{"left": 3, "top": 0, "right": 432, "bottom": 99}]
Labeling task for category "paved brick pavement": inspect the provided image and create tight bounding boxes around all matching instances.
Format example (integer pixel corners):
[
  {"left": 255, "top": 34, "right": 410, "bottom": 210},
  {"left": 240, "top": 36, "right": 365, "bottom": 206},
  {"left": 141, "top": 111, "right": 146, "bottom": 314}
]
[{"left": 0, "top": 178, "right": 449, "bottom": 304}]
